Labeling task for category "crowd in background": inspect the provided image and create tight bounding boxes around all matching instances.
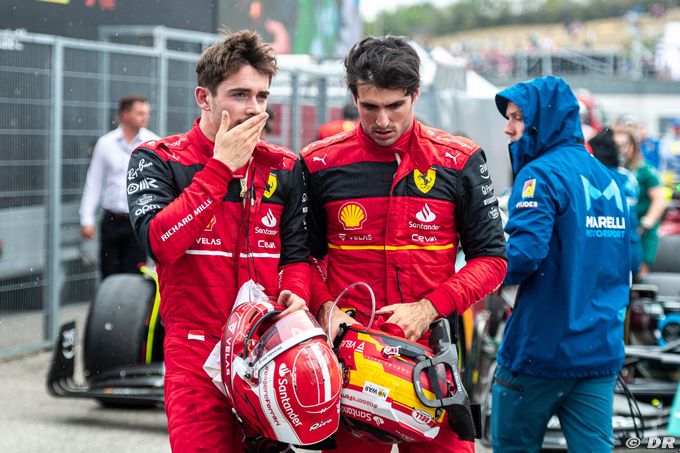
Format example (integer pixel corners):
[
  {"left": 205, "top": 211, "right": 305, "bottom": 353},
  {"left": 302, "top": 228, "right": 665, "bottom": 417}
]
[{"left": 584, "top": 111, "right": 679, "bottom": 278}]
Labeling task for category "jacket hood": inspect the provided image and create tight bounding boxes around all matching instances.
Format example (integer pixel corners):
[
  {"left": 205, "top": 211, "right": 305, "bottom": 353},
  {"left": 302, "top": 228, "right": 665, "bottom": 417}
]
[{"left": 496, "top": 76, "right": 584, "bottom": 175}]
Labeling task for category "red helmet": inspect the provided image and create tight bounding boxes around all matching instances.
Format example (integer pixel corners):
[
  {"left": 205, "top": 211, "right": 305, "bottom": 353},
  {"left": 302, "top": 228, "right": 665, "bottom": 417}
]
[
  {"left": 335, "top": 318, "right": 479, "bottom": 444},
  {"left": 220, "top": 301, "right": 342, "bottom": 447}
]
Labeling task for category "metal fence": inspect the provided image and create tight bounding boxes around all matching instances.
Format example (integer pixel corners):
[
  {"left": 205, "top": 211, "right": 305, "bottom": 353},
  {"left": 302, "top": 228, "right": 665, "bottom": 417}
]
[
  {"left": 0, "top": 28, "right": 358, "bottom": 358},
  {"left": 0, "top": 27, "right": 507, "bottom": 359}
]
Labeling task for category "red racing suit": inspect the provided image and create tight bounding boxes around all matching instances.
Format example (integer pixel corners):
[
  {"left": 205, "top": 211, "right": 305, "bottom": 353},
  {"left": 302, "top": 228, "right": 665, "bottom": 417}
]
[
  {"left": 127, "top": 119, "right": 309, "bottom": 452},
  {"left": 301, "top": 120, "right": 507, "bottom": 452}
]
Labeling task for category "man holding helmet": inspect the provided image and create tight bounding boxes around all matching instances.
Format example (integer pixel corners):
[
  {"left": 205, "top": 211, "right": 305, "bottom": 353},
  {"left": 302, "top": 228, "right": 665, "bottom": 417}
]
[
  {"left": 127, "top": 30, "right": 310, "bottom": 452},
  {"left": 301, "top": 35, "right": 507, "bottom": 452}
]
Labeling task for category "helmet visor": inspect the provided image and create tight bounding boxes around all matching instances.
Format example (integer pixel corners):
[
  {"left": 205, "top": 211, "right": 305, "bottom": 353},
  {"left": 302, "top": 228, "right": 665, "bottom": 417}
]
[{"left": 251, "top": 310, "right": 325, "bottom": 367}]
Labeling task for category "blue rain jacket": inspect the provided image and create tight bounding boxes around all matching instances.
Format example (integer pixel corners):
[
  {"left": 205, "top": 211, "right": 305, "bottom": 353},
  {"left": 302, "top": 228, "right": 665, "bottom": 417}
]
[{"left": 496, "top": 76, "right": 631, "bottom": 378}]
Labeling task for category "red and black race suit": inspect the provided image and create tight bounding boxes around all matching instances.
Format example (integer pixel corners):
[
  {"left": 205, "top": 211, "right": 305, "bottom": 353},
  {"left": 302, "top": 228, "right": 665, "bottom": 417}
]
[
  {"left": 301, "top": 120, "right": 507, "bottom": 324},
  {"left": 127, "top": 119, "right": 310, "bottom": 340}
]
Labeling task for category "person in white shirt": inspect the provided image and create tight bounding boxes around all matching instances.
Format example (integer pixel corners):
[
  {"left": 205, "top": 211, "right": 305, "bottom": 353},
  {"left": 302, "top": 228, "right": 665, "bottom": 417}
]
[{"left": 79, "top": 95, "right": 159, "bottom": 278}]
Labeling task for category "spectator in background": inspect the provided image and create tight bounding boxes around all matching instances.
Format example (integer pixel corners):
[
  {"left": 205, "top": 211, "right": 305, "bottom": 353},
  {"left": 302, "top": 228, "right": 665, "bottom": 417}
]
[
  {"left": 578, "top": 99, "right": 597, "bottom": 143},
  {"left": 317, "top": 102, "right": 358, "bottom": 139},
  {"left": 615, "top": 126, "right": 668, "bottom": 278},
  {"left": 492, "top": 76, "right": 631, "bottom": 452},
  {"left": 615, "top": 114, "right": 661, "bottom": 170},
  {"left": 590, "top": 128, "right": 642, "bottom": 277},
  {"left": 79, "top": 95, "right": 159, "bottom": 279},
  {"left": 660, "top": 118, "right": 680, "bottom": 184},
  {"left": 639, "top": 121, "right": 661, "bottom": 169}
]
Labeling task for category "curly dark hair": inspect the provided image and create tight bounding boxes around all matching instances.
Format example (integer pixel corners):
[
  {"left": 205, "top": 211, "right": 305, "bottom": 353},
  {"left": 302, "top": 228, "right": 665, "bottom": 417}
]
[
  {"left": 344, "top": 36, "right": 420, "bottom": 97},
  {"left": 196, "top": 29, "right": 277, "bottom": 94}
]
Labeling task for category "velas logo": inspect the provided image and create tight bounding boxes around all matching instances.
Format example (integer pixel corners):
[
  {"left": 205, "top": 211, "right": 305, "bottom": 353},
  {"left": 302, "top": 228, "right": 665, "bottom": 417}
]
[
  {"left": 262, "top": 209, "right": 277, "bottom": 228},
  {"left": 522, "top": 179, "right": 536, "bottom": 198},
  {"left": 338, "top": 202, "right": 367, "bottom": 230},
  {"left": 264, "top": 174, "right": 277, "bottom": 198},
  {"left": 580, "top": 176, "right": 623, "bottom": 212},
  {"left": 415, "top": 203, "right": 436, "bottom": 223},
  {"left": 414, "top": 168, "right": 436, "bottom": 193}
]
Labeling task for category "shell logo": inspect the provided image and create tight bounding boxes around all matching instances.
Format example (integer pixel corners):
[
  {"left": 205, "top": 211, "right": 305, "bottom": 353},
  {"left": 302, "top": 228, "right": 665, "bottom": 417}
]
[{"left": 338, "top": 202, "right": 367, "bottom": 230}]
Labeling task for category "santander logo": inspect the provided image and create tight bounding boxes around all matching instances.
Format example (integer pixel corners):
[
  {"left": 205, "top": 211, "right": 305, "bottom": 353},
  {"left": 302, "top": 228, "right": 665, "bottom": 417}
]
[
  {"left": 262, "top": 209, "right": 277, "bottom": 228},
  {"left": 279, "top": 363, "right": 291, "bottom": 378},
  {"left": 415, "top": 204, "right": 436, "bottom": 223}
]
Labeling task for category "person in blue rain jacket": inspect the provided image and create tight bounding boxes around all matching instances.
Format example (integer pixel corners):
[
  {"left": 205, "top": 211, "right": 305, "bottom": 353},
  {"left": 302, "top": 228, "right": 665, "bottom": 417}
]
[{"left": 491, "top": 76, "right": 631, "bottom": 453}]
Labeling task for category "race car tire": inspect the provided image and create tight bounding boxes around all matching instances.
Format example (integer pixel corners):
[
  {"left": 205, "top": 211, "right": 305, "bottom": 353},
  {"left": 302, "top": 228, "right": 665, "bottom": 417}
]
[{"left": 83, "top": 274, "right": 156, "bottom": 406}]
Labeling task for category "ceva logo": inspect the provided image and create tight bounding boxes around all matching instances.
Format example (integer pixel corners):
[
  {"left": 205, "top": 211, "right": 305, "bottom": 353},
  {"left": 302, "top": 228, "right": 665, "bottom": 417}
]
[{"left": 580, "top": 176, "right": 623, "bottom": 212}]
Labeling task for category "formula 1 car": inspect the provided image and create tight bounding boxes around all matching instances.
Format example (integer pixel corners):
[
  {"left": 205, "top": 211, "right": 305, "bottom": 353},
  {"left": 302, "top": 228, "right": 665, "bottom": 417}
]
[{"left": 47, "top": 266, "right": 165, "bottom": 407}]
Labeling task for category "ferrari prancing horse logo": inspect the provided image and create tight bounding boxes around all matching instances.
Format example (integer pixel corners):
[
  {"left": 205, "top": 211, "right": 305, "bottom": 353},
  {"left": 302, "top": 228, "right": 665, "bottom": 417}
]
[
  {"left": 414, "top": 169, "right": 436, "bottom": 193},
  {"left": 264, "top": 174, "right": 277, "bottom": 198}
]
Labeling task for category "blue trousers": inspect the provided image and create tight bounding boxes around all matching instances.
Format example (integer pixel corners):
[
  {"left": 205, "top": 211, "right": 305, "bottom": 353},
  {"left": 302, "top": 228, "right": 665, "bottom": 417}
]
[{"left": 491, "top": 364, "right": 616, "bottom": 453}]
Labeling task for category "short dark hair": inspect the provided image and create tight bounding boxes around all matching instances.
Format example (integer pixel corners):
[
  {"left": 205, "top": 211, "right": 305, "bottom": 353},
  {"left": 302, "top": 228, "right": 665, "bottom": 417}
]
[
  {"left": 196, "top": 29, "right": 277, "bottom": 94},
  {"left": 589, "top": 128, "right": 619, "bottom": 168},
  {"left": 119, "top": 95, "right": 148, "bottom": 113},
  {"left": 344, "top": 36, "right": 420, "bottom": 97}
]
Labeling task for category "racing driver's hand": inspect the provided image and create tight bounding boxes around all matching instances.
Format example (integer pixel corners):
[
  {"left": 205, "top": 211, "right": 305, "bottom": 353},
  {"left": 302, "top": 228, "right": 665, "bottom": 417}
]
[
  {"left": 276, "top": 290, "right": 307, "bottom": 319},
  {"left": 376, "top": 298, "right": 439, "bottom": 341},
  {"left": 317, "top": 301, "right": 360, "bottom": 341},
  {"left": 213, "top": 110, "right": 268, "bottom": 172}
]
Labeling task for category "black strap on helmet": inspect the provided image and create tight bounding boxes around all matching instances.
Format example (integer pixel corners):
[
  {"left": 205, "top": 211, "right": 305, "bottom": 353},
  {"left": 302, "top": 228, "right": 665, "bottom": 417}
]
[
  {"left": 412, "top": 318, "right": 481, "bottom": 440},
  {"left": 243, "top": 308, "right": 283, "bottom": 361}
]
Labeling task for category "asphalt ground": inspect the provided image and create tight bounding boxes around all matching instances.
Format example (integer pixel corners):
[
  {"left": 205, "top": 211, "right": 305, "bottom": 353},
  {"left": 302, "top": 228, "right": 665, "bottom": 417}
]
[
  {"left": 3, "top": 346, "right": 661, "bottom": 453},
  {"left": 0, "top": 304, "right": 657, "bottom": 452},
  {"left": 0, "top": 348, "right": 171, "bottom": 453},
  {"left": 0, "top": 343, "right": 490, "bottom": 453}
]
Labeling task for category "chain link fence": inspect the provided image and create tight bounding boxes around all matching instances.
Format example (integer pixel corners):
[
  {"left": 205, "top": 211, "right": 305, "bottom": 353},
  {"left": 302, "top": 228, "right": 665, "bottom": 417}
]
[{"left": 0, "top": 27, "right": 507, "bottom": 359}]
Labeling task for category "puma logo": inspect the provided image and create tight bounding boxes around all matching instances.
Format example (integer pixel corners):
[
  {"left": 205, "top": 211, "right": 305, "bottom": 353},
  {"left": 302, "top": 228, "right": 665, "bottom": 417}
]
[
  {"left": 444, "top": 152, "right": 460, "bottom": 164},
  {"left": 313, "top": 154, "right": 328, "bottom": 165}
]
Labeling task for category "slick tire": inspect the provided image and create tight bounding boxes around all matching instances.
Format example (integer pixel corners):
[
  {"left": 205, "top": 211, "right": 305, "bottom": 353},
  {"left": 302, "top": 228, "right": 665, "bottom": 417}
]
[{"left": 83, "top": 274, "right": 155, "bottom": 400}]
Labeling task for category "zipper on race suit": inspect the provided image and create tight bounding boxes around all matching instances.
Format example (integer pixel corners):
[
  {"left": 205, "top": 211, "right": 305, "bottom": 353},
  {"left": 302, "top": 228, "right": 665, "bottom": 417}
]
[{"left": 235, "top": 158, "right": 254, "bottom": 266}]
